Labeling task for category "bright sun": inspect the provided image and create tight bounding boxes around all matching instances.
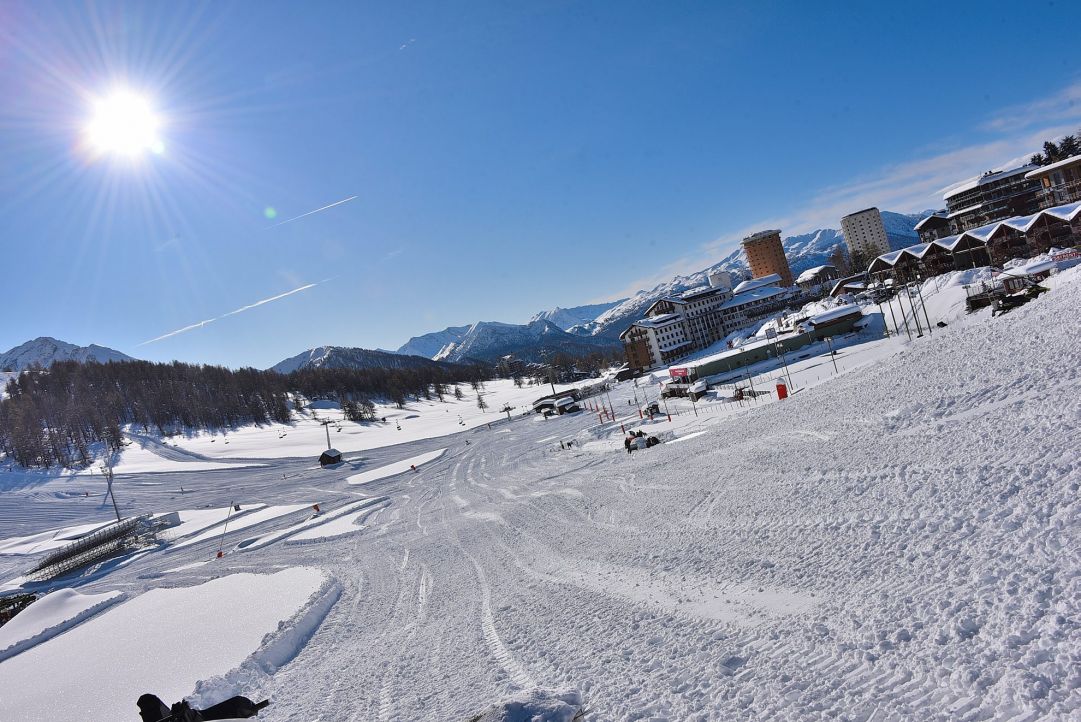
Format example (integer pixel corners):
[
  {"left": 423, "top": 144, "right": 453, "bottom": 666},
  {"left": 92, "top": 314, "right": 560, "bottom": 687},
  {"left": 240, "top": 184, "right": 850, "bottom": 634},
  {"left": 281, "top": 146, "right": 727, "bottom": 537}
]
[{"left": 86, "top": 90, "right": 164, "bottom": 157}]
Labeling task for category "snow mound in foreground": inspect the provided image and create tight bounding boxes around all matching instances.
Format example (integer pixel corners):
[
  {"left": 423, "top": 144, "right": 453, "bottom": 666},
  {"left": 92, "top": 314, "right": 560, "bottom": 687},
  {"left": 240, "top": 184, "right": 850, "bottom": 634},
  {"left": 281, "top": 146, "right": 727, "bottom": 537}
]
[
  {"left": 468, "top": 688, "right": 584, "bottom": 722},
  {"left": 0, "top": 588, "right": 124, "bottom": 663}
]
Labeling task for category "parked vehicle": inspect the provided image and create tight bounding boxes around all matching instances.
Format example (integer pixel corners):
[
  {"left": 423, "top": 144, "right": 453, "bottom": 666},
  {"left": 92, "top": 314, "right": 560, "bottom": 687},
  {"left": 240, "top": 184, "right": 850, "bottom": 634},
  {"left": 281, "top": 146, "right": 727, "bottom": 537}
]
[
  {"left": 689, "top": 379, "right": 709, "bottom": 401},
  {"left": 642, "top": 401, "right": 660, "bottom": 416}
]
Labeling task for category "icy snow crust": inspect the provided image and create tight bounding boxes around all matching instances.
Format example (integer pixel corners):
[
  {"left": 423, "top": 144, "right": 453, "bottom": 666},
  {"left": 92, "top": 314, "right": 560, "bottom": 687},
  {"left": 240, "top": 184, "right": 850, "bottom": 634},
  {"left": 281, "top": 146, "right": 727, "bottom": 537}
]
[{"left": 0, "top": 269, "right": 1078, "bottom": 720}]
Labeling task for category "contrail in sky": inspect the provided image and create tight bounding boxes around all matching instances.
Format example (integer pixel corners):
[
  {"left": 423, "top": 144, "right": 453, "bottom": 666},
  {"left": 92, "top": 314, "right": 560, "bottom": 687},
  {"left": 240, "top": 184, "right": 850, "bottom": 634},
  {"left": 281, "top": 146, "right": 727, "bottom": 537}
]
[
  {"left": 137, "top": 281, "right": 321, "bottom": 346},
  {"left": 267, "top": 195, "right": 358, "bottom": 228}
]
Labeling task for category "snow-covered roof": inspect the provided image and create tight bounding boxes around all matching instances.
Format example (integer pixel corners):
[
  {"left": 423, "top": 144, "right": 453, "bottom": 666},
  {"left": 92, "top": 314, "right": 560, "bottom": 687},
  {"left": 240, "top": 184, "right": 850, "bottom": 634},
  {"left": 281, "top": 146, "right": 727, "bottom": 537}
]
[
  {"left": 1016, "top": 259, "right": 1056, "bottom": 276},
  {"left": 960, "top": 222, "right": 1004, "bottom": 242},
  {"left": 1024, "top": 154, "right": 1081, "bottom": 178},
  {"left": 679, "top": 285, "right": 718, "bottom": 300},
  {"left": 720, "top": 285, "right": 787, "bottom": 310},
  {"left": 732, "top": 273, "right": 782, "bottom": 295},
  {"left": 913, "top": 211, "right": 948, "bottom": 230},
  {"left": 636, "top": 313, "right": 682, "bottom": 327},
  {"left": 1000, "top": 213, "right": 1043, "bottom": 233},
  {"left": 806, "top": 304, "right": 862, "bottom": 326},
  {"left": 1043, "top": 200, "right": 1081, "bottom": 222},
  {"left": 947, "top": 203, "right": 983, "bottom": 218},
  {"left": 795, "top": 265, "right": 837, "bottom": 284},
  {"left": 943, "top": 165, "right": 1038, "bottom": 200}
]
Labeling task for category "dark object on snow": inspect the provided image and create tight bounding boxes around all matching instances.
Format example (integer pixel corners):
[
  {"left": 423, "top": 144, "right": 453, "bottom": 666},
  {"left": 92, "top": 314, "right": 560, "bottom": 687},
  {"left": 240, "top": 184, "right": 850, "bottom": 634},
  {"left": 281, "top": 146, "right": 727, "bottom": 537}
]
[
  {"left": 138, "top": 693, "right": 269, "bottom": 721},
  {"left": 646, "top": 436, "right": 661, "bottom": 447},
  {"left": 319, "top": 448, "right": 342, "bottom": 466},
  {"left": 0, "top": 593, "right": 37, "bottom": 627},
  {"left": 937, "top": 321, "right": 947, "bottom": 328}
]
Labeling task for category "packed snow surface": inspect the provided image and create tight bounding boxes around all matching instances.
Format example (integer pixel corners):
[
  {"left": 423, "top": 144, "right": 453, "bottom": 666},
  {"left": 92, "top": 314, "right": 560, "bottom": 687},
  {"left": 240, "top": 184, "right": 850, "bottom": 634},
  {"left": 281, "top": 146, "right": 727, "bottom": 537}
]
[
  {"left": 0, "top": 267, "right": 1078, "bottom": 720},
  {"left": 346, "top": 448, "right": 446, "bottom": 485},
  {"left": 0, "top": 568, "right": 326, "bottom": 722}
]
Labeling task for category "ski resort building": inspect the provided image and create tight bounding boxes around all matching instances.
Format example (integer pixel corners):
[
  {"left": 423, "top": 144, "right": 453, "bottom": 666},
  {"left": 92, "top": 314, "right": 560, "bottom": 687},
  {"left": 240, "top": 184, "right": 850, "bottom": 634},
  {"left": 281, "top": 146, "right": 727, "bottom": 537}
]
[
  {"left": 1025, "top": 154, "right": 1081, "bottom": 209},
  {"left": 796, "top": 264, "right": 841, "bottom": 292},
  {"left": 841, "top": 208, "right": 891, "bottom": 260},
  {"left": 741, "top": 230, "right": 794, "bottom": 287},
  {"left": 914, "top": 211, "right": 951, "bottom": 244},
  {"left": 942, "top": 165, "right": 1042, "bottom": 235},
  {"left": 620, "top": 274, "right": 800, "bottom": 370},
  {"left": 867, "top": 200, "right": 1081, "bottom": 282}
]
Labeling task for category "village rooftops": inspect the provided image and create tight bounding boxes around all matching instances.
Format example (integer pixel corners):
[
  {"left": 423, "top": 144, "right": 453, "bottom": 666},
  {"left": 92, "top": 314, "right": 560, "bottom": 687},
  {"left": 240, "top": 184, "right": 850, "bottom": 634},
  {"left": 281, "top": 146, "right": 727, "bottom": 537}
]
[{"left": 731, "top": 273, "right": 782, "bottom": 295}]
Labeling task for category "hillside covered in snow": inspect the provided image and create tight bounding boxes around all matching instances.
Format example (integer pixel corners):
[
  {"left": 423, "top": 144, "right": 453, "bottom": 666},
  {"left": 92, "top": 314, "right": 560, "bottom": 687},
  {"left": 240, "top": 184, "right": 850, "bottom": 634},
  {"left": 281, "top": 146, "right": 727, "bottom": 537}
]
[
  {"left": 0, "top": 337, "right": 132, "bottom": 372},
  {"left": 270, "top": 346, "right": 455, "bottom": 374},
  {"left": 431, "top": 320, "right": 618, "bottom": 364}
]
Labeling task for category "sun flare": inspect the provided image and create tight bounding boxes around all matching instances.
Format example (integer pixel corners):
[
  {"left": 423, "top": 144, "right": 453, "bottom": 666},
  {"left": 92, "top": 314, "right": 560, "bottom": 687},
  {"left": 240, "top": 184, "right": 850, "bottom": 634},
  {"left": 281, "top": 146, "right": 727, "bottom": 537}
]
[{"left": 85, "top": 90, "right": 164, "bottom": 157}]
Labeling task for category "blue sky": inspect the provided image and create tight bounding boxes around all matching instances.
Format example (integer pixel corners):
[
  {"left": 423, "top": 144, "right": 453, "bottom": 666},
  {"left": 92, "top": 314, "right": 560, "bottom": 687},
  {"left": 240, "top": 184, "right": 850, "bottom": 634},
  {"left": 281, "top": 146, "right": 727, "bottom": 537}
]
[{"left": 2, "top": 1, "right": 1079, "bottom": 368}]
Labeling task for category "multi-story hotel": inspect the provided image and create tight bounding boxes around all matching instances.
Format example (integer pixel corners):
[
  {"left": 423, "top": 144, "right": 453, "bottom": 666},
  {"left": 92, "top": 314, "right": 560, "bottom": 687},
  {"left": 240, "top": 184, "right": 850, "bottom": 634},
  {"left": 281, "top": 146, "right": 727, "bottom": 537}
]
[{"left": 740, "top": 229, "right": 793, "bottom": 287}]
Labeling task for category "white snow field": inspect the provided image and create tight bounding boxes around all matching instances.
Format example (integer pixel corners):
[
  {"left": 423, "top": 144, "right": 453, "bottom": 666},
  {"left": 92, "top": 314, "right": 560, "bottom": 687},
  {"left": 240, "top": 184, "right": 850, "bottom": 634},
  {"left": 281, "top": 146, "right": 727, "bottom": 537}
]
[
  {"left": 346, "top": 448, "right": 447, "bottom": 485},
  {"left": 0, "top": 269, "right": 1077, "bottom": 720},
  {"left": 0, "top": 568, "right": 329, "bottom": 722},
  {"left": 0, "top": 587, "right": 124, "bottom": 662},
  {"left": 157, "top": 379, "right": 575, "bottom": 460}
]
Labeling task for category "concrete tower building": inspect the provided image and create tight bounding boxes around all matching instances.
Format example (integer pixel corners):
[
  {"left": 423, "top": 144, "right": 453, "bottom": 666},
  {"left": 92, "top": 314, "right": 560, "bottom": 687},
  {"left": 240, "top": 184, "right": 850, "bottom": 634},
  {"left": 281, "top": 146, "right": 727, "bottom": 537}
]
[
  {"left": 741, "top": 230, "right": 793, "bottom": 286},
  {"left": 841, "top": 207, "right": 891, "bottom": 262}
]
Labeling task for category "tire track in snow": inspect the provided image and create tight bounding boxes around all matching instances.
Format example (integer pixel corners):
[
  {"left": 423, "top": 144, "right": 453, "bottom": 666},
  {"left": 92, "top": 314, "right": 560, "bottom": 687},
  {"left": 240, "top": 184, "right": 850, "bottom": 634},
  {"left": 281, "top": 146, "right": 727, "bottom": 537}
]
[{"left": 463, "top": 550, "right": 535, "bottom": 689}]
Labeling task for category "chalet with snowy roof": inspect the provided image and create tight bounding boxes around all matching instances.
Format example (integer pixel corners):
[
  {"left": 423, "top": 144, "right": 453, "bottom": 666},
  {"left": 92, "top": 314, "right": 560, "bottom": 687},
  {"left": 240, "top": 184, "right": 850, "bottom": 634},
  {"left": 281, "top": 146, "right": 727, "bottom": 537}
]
[
  {"left": 1025, "top": 154, "right": 1081, "bottom": 209},
  {"left": 866, "top": 201, "right": 1081, "bottom": 283},
  {"left": 795, "top": 264, "right": 840, "bottom": 292},
  {"left": 914, "top": 211, "right": 951, "bottom": 244}
]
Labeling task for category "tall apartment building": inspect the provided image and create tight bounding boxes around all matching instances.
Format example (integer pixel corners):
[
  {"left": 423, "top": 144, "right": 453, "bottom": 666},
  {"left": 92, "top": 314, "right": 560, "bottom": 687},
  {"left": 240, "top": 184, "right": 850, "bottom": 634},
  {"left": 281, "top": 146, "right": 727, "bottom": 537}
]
[
  {"left": 741, "top": 229, "right": 793, "bottom": 286},
  {"left": 841, "top": 207, "right": 891, "bottom": 261}
]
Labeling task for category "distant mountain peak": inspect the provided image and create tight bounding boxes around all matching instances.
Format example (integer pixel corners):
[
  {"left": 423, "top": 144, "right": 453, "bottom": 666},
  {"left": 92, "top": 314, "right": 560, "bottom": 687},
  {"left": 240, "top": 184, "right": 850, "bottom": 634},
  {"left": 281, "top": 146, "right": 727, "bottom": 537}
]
[
  {"left": 0, "top": 337, "right": 133, "bottom": 372},
  {"left": 270, "top": 345, "right": 453, "bottom": 374}
]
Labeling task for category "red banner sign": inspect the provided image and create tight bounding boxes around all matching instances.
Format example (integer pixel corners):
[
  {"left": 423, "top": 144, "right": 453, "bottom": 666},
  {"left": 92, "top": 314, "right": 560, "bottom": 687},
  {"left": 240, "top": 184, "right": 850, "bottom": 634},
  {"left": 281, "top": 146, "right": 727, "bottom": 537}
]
[{"left": 669, "top": 367, "right": 689, "bottom": 379}]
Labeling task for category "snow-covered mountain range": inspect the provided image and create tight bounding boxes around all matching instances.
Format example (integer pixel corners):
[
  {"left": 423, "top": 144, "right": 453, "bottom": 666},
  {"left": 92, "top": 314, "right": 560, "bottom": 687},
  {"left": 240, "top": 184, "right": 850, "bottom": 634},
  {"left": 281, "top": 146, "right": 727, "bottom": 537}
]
[
  {"left": 0, "top": 337, "right": 133, "bottom": 372},
  {"left": 527, "top": 301, "right": 624, "bottom": 331},
  {"left": 397, "top": 320, "right": 619, "bottom": 364},
  {"left": 270, "top": 346, "right": 454, "bottom": 374}
]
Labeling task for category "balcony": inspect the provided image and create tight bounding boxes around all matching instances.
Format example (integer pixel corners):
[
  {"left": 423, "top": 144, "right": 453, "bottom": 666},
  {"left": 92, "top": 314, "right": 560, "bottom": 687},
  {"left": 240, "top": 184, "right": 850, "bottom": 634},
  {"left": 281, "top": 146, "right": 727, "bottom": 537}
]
[{"left": 1037, "top": 179, "right": 1081, "bottom": 209}]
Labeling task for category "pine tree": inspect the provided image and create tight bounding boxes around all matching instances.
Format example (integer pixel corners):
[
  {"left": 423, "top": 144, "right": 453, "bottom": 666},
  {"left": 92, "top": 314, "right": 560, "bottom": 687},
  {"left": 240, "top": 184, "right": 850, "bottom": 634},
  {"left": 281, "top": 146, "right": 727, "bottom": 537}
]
[
  {"left": 1059, "top": 135, "right": 1079, "bottom": 158},
  {"left": 476, "top": 391, "right": 488, "bottom": 411}
]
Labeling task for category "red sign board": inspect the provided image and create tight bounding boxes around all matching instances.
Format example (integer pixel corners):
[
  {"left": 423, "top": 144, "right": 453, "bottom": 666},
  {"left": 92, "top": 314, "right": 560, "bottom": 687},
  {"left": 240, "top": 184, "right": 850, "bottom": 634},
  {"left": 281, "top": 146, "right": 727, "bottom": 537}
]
[{"left": 669, "top": 368, "right": 689, "bottom": 379}]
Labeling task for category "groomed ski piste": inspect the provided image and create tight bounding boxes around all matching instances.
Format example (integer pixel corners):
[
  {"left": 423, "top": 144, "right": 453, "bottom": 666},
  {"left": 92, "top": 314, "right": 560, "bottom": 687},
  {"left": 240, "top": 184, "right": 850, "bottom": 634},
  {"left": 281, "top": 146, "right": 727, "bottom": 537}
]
[{"left": 0, "top": 266, "right": 1078, "bottom": 721}]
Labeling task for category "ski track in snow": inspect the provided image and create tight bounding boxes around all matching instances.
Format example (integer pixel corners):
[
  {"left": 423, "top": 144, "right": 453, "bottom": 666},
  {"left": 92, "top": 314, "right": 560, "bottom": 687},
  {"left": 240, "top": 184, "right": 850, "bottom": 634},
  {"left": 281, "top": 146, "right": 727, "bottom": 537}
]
[{"left": 1, "top": 268, "right": 1080, "bottom": 720}]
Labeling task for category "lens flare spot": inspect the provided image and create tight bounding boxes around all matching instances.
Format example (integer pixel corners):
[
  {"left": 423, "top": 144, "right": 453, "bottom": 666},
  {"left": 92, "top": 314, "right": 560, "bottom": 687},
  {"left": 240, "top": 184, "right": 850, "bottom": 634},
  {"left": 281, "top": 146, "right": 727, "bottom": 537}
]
[{"left": 264, "top": 207, "right": 278, "bottom": 220}]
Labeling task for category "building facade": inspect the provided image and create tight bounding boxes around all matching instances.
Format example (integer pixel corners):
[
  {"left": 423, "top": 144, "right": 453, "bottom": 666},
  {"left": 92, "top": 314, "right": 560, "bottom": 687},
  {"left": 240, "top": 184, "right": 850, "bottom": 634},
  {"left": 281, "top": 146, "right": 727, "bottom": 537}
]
[
  {"left": 741, "top": 229, "right": 793, "bottom": 286},
  {"left": 841, "top": 207, "right": 891, "bottom": 260},
  {"left": 620, "top": 275, "right": 800, "bottom": 370},
  {"left": 1025, "top": 155, "right": 1081, "bottom": 209},
  {"left": 914, "top": 211, "right": 951, "bottom": 244},
  {"left": 943, "top": 165, "right": 1042, "bottom": 234}
]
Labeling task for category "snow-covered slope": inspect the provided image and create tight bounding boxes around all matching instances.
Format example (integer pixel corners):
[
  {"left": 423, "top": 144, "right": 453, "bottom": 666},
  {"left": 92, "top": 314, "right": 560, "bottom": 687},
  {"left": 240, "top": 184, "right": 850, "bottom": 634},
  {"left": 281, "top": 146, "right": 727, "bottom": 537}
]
[
  {"left": 590, "top": 211, "right": 925, "bottom": 338},
  {"left": 270, "top": 346, "right": 452, "bottom": 374},
  {"left": 431, "top": 320, "right": 618, "bottom": 364},
  {"left": 528, "top": 301, "right": 624, "bottom": 331},
  {"left": 0, "top": 337, "right": 132, "bottom": 372}
]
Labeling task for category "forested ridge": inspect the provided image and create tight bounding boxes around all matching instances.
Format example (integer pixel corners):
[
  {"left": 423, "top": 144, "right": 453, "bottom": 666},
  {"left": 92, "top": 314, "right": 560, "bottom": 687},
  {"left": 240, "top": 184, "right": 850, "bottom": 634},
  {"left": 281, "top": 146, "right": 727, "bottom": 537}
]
[{"left": 0, "top": 359, "right": 490, "bottom": 468}]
